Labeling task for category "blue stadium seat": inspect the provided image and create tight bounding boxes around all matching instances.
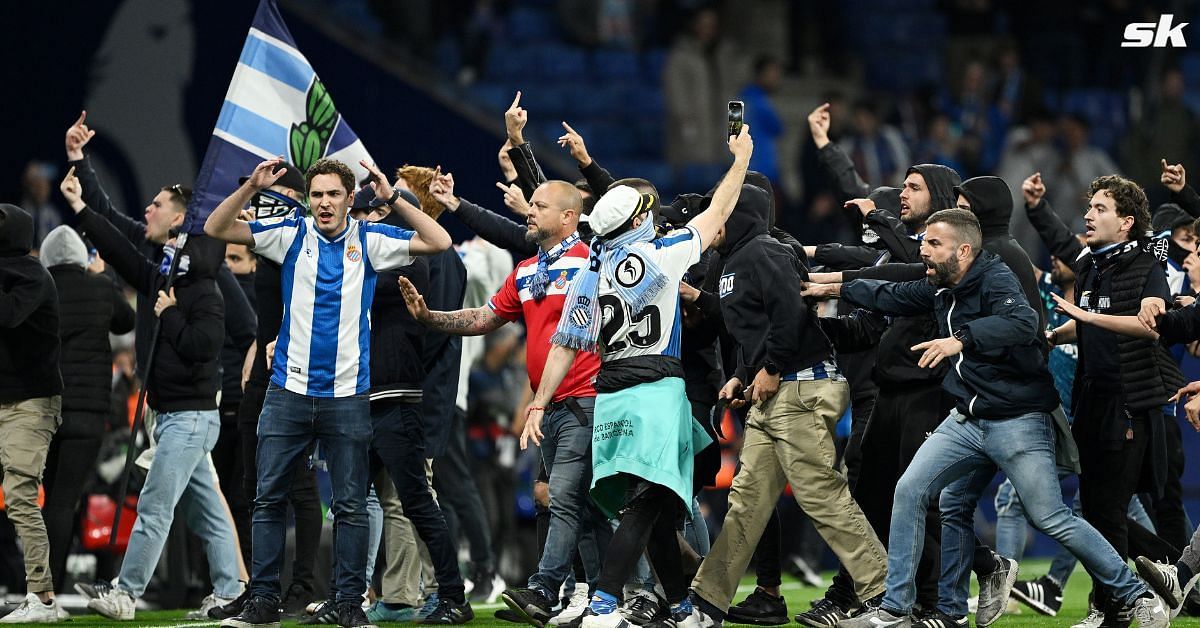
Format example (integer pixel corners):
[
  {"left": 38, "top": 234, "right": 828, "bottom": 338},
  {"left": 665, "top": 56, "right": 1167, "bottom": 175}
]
[
  {"left": 677, "top": 163, "right": 727, "bottom": 195},
  {"left": 470, "top": 82, "right": 518, "bottom": 114},
  {"left": 641, "top": 49, "right": 669, "bottom": 83},
  {"left": 507, "top": 7, "right": 559, "bottom": 42},
  {"left": 484, "top": 46, "right": 533, "bottom": 82},
  {"left": 591, "top": 50, "right": 640, "bottom": 80}
]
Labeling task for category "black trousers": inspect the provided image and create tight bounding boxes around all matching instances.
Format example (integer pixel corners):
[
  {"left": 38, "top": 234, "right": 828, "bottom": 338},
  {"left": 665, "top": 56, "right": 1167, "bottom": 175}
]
[
  {"left": 596, "top": 480, "right": 688, "bottom": 604},
  {"left": 369, "top": 400, "right": 465, "bottom": 601},
  {"left": 42, "top": 427, "right": 103, "bottom": 593},
  {"left": 826, "top": 382, "right": 951, "bottom": 609},
  {"left": 432, "top": 409, "right": 495, "bottom": 573},
  {"left": 213, "top": 402, "right": 250, "bottom": 569},
  {"left": 238, "top": 380, "right": 322, "bottom": 591},
  {"left": 1146, "top": 414, "right": 1191, "bottom": 550}
]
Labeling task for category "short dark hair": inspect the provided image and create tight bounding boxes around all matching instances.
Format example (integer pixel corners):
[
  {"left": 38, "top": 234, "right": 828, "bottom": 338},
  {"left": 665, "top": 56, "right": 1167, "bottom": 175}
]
[
  {"left": 926, "top": 208, "right": 982, "bottom": 253},
  {"left": 1089, "top": 175, "right": 1150, "bottom": 239},
  {"left": 305, "top": 159, "right": 356, "bottom": 197},
  {"left": 161, "top": 184, "right": 192, "bottom": 211},
  {"left": 753, "top": 55, "right": 779, "bottom": 77}
]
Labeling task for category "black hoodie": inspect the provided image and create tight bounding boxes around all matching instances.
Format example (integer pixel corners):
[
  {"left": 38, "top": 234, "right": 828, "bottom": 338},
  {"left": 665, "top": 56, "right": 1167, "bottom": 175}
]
[
  {"left": 77, "top": 207, "right": 225, "bottom": 412},
  {"left": 718, "top": 185, "right": 832, "bottom": 380},
  {"left": 954, "top": 176, "right": 1048, "bottom": 338},
  {"left": 0, "top": 204, "right": 62, "bottom": 402},
  {"left": 369, "top": 211, "right": 431, "bottom": 404}
]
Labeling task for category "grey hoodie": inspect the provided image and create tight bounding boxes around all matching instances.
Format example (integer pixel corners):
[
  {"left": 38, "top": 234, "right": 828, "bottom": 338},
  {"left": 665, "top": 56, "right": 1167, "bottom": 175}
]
[{"left": 40, "top": 225, "right": 88, "bottom": 269}]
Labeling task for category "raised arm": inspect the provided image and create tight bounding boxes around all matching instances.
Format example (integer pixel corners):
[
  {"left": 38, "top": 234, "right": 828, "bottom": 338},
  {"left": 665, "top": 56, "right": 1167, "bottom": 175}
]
[
  {"left": 688, "top": 125, "right": 754, "bottom": 250},
  {"left": 62, "top": 167, "right": 160, "bottom": 297},
  {"left": 205, "top": 160, "right": 281, "bottom": 245},
  {"left": 1023, "top": 173, "right": 1084, "bottom": 263},
  {"left": 1052, "top": 291, "right": 1159, "bottom": 340},
  {"left": 66, "top": 112, "right": 150, "bottom": 245},
  {"left": 840, "top": 278, "right": 937, "bottom": 317},
  {"left": 431, "top": 171, "right": 537, "bottom": 256},
  {"left": 809, "top": 103, "right": 871, "bottom": 200},
  {"left": 559, "top": 121, "right": 616, "bottom": 193},
  {"left": 362, "top": 161, "right": 450, "bottom": 256},
  {"left": 1161, "top": 160, "right": 1200, "bottom": 218}
]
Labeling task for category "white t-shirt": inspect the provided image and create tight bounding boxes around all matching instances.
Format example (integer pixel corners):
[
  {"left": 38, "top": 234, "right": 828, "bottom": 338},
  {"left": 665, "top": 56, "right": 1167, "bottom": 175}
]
[{"left": 597, "top": 225, "right": 703, "bottom": 362}]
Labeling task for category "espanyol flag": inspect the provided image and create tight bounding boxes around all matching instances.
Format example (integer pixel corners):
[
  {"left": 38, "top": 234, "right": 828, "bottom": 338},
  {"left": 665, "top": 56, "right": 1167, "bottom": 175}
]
[{"left": 183, "top": 0, "right": 372, "bottom": 233}]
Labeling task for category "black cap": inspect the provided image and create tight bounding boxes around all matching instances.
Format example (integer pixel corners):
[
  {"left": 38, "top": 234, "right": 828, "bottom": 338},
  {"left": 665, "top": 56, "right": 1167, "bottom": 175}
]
[
  {"left": 1152, "top": 203, "right": 1192, "bottom": 234},
  {"left": 240, "top": 163, "right": 307, "bottom": 194}
]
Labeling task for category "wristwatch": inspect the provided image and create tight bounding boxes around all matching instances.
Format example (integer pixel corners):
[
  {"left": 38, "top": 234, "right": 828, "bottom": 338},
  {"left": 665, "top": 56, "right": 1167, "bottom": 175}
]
[
  {"left": 385, "top": 188, "right": 401, "bottom": 206},
  {"left": 763, "top": 361, "right": 780, "bottom": 376},
  {"left": 952, "top": 327, "right": 972, "bottom": 349}
]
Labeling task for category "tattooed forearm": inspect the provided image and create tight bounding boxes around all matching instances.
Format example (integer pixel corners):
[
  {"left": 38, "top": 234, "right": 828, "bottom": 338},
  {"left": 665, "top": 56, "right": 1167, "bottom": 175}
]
[{"left": 423, "top": 307, "right": 505, "bottom": 336}]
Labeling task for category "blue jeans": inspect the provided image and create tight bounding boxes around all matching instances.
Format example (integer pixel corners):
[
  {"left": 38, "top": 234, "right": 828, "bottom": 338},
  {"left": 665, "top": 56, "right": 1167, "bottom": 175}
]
[
  {"left": 994, "top": 471, "right": 1156, "bottom": 586},
  {"left": 251, "top": 385, "right": 372, "bottom": 604},
  {"left": 529, "top": 397, "right": 608, "bottom": 596},
  {"left": 882, "top": 410, "right": 1146, "bottom": 617},
  {"left": 118, "top": 410, "right": 240, "bottom": 599}
]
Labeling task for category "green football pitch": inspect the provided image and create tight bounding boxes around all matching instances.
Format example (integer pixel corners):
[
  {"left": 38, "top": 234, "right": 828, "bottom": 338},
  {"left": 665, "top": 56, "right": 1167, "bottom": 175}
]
[{"left": 51, "top": 559, "right": 1200, "bottom": 626}]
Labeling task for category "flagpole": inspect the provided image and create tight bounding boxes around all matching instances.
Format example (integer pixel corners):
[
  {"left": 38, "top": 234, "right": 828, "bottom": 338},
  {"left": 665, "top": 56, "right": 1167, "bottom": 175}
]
[{"left": 109, "top": 232, "right": 190, "bottom": 547}]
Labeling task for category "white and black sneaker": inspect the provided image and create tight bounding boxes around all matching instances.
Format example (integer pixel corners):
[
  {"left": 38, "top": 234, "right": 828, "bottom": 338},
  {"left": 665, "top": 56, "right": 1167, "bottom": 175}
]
[
  {"left": 912, "top": 608, "right": 966, "bottom": 628},
  {"left": 835, "top": 607, "right": 911, "bottom": 628},
  {"left": 1131, "top": 590, "right": 1170, "bottom": 628},
  {"left": 622, "top": 591, "right": 666, "bottom": 626},
  {"left": 1068, "top": 603, "right": 1104, "bottom": 628},
  {"left": 1010, "top": 575, "right": 1063, "bottom": 617},
  {"left": 1135, "top": 556, "right": 1188, "bottom": 612}
]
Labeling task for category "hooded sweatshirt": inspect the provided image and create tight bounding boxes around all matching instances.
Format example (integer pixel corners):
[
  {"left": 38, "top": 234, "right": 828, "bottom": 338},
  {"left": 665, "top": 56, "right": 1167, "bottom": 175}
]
[
  {"left": 41, "top": 226, "right": 134, "bottom": 429},
  {"left": 369, "top": 211, "right": 432, "bottom": 404},
  {"left": 0, "top": 204, "right": 62, "bottom": 402},
  {"left": 77, "top": 207, "right": 225, "bottom": 412},
  {"left": 955, "top": 176, "right": 1048, "bottom": 337},
  {"left": 863, "top": 164, "right": 961, "bottom": 263},
  {"left": 718, "top": 185, "right": 832, "bottom": 380}
]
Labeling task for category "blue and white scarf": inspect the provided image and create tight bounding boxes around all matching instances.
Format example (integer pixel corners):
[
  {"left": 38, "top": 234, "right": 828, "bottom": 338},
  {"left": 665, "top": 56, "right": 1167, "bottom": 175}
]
[
  {"left": 529, "top": 233, "right": 580, "bottom": 300},
  {"left": 552, "top": 219, "right": 668, "bottom": 352}
]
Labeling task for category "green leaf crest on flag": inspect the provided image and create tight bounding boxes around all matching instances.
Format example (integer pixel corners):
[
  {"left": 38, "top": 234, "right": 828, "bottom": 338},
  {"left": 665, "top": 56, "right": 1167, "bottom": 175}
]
[{"left": 289, "top": 77, "right": 339, "bottom": 172}]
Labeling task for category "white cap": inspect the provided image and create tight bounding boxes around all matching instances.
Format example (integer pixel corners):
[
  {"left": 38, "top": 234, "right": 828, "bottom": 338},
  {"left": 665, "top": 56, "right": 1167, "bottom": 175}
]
[{"left": 588, "top": 185, "right": 649, "bottom": 236}]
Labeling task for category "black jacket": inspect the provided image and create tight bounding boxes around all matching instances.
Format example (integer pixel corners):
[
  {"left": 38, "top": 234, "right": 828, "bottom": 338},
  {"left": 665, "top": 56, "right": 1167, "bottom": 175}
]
[
  {"left": 0, "top": 204, "right": 63, "bottom": 403},
  {"left": 369, "top": 212, "right": 432, "bottom": 403},
  {"left": 422, "top": 247, "right": 466, "bottom": 458},
  {"left": 77, "top": 206, "right": 225, "bottom": 412},
  {"left": 453, "top": 199, "right": 537, "bottom": 258},
  {"left": 69, "top": 156, "right": 254, "bottom": 376},
  {"left": 843, "top": 251, "right": 1057, "bottom": 418},
  {"left": 220, "top": 270, "right": 257, "bottom": 411},
  {"left": 41, "top": 225, "right": 135, "bottom": 431},
  {"left": 955, "top": 176, "right": 1048, "bottom": 337},
  {"left": 717, "top": 185, "right": 833, "bottom": 380}
]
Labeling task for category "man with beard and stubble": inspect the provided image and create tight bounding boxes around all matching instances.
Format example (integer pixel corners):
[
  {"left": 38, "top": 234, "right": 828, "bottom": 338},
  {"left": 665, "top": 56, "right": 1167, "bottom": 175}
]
[{"left": 833, "top": 209, "right": 1169, "bottom": 628}]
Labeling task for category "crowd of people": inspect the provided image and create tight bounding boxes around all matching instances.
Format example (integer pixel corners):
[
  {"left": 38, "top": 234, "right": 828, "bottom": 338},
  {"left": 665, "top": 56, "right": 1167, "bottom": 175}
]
[{"left": 4, "top": 66, "right": 1200, "bottom": 628}]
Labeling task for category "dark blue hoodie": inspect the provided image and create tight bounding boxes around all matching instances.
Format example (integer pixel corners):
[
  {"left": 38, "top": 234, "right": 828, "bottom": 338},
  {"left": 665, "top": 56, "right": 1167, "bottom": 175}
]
[{"left": 843, "top": 251, "right": 1057, "bottom": 419}]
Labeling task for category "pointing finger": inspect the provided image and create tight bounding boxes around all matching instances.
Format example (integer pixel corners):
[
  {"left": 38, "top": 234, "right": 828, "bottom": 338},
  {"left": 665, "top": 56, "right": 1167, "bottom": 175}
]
[
  {"left": 510, "top": 91, "right": 522, "bottom": 109},
  {"left": 74, "top": 111, "right": 87, "bottom": 127},
  {"left": 561, "top": 121, "right": 577, "bottom": 135}
]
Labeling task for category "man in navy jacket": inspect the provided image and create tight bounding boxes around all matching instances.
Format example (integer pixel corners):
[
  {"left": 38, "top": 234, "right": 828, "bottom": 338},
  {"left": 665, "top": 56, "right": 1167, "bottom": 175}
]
[{"left": 835, "top": 209, "right": 1168, "bottom": 628}]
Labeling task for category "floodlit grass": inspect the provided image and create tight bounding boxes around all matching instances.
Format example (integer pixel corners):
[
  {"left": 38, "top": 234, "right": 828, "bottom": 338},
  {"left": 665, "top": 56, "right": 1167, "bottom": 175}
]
[{"left": 53, "top": 559, "right": 1200, "bottom": 626}]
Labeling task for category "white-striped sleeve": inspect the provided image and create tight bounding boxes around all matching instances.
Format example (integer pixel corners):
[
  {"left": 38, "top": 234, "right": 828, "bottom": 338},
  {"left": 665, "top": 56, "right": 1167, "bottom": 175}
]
[
  {"left": 248, "top": 216, "right": 301, "bottom": 264},
  {"left": 363, "top": 222, "right": 415, "bottom": 270}
]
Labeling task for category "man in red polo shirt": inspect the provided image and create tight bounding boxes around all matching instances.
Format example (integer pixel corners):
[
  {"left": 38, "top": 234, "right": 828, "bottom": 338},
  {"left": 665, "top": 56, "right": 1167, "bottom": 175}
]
[{"left": 400, "top": 179, "right": 604, "bottom": 627}]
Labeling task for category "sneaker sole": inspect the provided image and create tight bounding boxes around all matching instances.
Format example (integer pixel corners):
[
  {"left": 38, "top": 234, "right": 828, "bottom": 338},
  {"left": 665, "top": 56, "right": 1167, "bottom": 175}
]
[
  {"left": 977, "top": 563, "right": 1019, "bottom": 627},
  {"left": 1136, "top": 556, "right": 1182, "bottom": 608},
  {"left": 220, "top": 620, "right": 282, "bottom": 628},
  {"left": 1010, "top": 586, "right": 1059, "bottom": 617},
  {"left": 501, "top": 594, "right": 549, "bottom": 628},
  {"left": 726, "top": 612, "right": 789, "bottom": 626}
]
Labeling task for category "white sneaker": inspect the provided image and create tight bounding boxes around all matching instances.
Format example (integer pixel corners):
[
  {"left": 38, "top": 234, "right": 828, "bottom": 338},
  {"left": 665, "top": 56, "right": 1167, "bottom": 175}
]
[
  {"left": 550, "top": 584, "right": 591, "bottom": 626},
  {"left": 582, "top": 606, "right": 634, "bottom": 628},
  {"left": 187, "top": 593, "right": 237, "bottom": 620},
  {"left": 88, "top": 586, "right": 136, "bottom": 621},
  {"left": 1133, "top": 591, "right": 1170, "bottom": 628},
  {"left": 1069, "top": 605, "right": 1104, "bottom": 628},
  {"left": 0, "top": 593, "right": 66, "bottom": 623}
]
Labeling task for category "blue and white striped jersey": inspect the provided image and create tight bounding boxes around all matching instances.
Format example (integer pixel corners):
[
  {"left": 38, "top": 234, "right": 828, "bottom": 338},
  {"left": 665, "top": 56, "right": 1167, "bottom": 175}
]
[{"left": 250, "top": 215, "right": 414, "bottom": 397}]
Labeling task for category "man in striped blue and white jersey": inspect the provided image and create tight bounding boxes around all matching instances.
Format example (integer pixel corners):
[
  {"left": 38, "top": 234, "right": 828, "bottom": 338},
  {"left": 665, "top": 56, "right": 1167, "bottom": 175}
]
[{"left": 205, "top": 156, "right": 451, "bottom": 628}]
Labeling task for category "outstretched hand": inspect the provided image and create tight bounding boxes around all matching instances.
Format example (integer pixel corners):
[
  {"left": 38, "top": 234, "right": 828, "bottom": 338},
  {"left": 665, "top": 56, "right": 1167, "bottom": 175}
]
[
  {"left": 1022, "top": 172, "right": 1046, "bottom": 207},
  {"left": 496, "top": 181, "right": 531, "bottom": 216},
  {"left": 398, "top": 276, "right": 431, "bottom": 322},
  {"left": 66, "top": 111, "right": 97, "bottom": 161},
  {"left": 911, "top": 337, "right": 964, "bottom": 369},
  {"left": 360, "top": 160, "right": 395, "bottom": 204},
  {"left": 557, "top": 121, "right": 592, "bottom": 166}
]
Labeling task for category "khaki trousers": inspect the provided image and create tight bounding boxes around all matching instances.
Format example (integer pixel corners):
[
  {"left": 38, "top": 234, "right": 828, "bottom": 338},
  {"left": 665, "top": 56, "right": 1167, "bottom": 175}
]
[
  {"left": 692, "top": 379, "right": 887, "bottom": 608},
  {"left": 0, "top": 396, "right": 61, "bottom": 593}
]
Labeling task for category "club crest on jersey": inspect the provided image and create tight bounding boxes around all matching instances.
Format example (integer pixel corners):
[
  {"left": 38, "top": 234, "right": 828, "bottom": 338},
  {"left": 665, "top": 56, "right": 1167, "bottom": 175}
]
[
  {"left": 346, "top": 244, "right": 362, "bottom": 262},
  {"left": 616, "top": 254, "right": 645, "bottom": 288},
  {"left": 554, "top": 270, "right": 569, "bottom": 289},
  {"left": 719, "top": 273, "right": 735, "bottom": 298}
]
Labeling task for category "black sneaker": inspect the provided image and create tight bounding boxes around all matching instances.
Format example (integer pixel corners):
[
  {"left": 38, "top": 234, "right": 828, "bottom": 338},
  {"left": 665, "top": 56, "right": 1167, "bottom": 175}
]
[
  {"left": 623, "top": 592, "right": 667, "bottom": 625},
  {"left": 211, "top": 588, "right": 254, "bottom": 620},
  {"left": 501, "top": 588, "right": 555, "bottom": 627},
  {"left": 913, "top": 608, "right": 967, "bottom": 627},
  {"left": 220, "top": 596, "right": 283, "bottom": 628},
  {"left": 851, "top": 594, "right": 883, "bottom": 617},
  {"left": 1098, "top": 597, "right": 1134, "bottom": 628},
  {"left": 726, "top": 588, "right": 788, "bottom": 626},
  {"left": 558, "top": 607, "right": 595, "bottom": 628},
  {"left": 1011, "top": 575, "right": 1063, "bottom": 617},
  {"left": 337, "top": 601, "right": 379, "bottom": 628},
  {"left": 281, "top": 583, "right": 315, "bottom": 618},
  {"left": 299, "top": 600, "right": 339, "bottom": 625},
  {"left": 419, "top": 597, "right": 475, "bottom": 625},
  {"left": 496, "top": 608, "right": 527, "bottom": 623},
  {"left": 793, "top": 598, "right": 850, "bottom": 627}
]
